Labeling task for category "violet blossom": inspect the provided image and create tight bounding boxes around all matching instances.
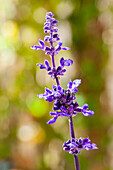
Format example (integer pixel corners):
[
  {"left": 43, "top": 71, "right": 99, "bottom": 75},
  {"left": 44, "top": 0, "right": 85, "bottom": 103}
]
[
  {"left": 31, "top": 12, "right": 98, "bottom": 170},
  {"left": 63, "top": 138, "right": 98, "bottom": 155}
]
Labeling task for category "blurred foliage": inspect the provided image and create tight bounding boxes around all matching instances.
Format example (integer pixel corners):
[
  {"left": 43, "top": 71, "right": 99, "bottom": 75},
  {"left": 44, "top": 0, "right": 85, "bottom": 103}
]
[{"left": 0, "top": 0, "right": 112, "bottom": 170}]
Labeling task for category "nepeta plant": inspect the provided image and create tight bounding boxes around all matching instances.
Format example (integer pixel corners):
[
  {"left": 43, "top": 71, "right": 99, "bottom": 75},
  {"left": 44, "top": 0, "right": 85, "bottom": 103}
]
[{"left": 31, "top": 12, "right": 98, "bottom": 170}]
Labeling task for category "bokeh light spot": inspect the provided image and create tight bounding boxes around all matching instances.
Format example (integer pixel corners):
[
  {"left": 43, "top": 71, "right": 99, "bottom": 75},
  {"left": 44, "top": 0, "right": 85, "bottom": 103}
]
[{"left": 33, "top": 7, "right": 47, "bottom": 24}]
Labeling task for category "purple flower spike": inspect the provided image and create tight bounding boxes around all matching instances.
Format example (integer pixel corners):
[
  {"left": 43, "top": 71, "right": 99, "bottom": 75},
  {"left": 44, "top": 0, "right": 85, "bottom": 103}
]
[
  {"left": 63, "top": 137, "right": 98, "bottom": 155},
  {"left": 81, "top": 104, "right": 94, "bottom": 116},
  {"left": 44, "top": 12, "right": 58, "bottom": 36},
  {"left": 31, "top": 12, "right": 97, "bottom": 169}
]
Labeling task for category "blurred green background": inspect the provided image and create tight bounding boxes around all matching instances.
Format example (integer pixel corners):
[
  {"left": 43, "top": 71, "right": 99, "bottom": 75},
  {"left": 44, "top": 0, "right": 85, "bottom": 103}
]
[{"left": 0, "top": 0, "right": 113, "bottom": 169}]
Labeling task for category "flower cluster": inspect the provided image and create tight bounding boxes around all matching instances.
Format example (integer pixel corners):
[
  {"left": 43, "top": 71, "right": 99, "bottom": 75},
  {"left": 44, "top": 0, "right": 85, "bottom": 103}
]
[
  {"left": 31, "top": 12, "right": 98, "bottom": 166},
  {"left": 37, "top": 57, "right": 73, "bottom": 78},
  {"left": 63, "top": 138, "right": 98, "bottom": 154},
  {"left": 38, "top": 79, "right": 94, "bottom": 124}
]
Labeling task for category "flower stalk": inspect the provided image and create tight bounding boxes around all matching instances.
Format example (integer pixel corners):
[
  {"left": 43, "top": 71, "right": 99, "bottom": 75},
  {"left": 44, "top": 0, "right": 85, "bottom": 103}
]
[
  {"left": 31, "top": 12, "right": 98, "bottom": 170},
  {"left": 74, "top": 155, "right": 80, "bottom": 170},
  {"left": 69, "top": 116, "right": 80, "bottom": 170}
]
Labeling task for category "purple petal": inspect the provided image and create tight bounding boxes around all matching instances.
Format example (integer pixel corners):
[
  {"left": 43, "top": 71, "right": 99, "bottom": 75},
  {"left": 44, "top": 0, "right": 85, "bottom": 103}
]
[
  {"left": 60, "top": 58, "right": 73, "bottom": 67},
  {"left": 91, "top": 144, "right": 98, "bottom": 149},
  {"left": 45, "top": 46, "right": 51, "bottom": 51},
  {"left": 61, "top": 47, "right": 71, "bottom": 50},
  {"left": 37, "top": 94, "right": 44, "bottom": 99},
  {"left": 56, "top": 37, "right": 60, "bottom": 41},
  {"left": 30, "top": 45, "right": 41, "bottom": 50},
  {"left": 48, "top": 71, "right": 54, "bottom": 75},
  {"left": 39, "top": 40, "right": 45, "bottom": 47},
  {"left": 81, "top": 104, "right": 94, "bottom": 116},
  {"left": 44, "top": 36, "right": 50, "bottom": 41},
  {"left": 60, "top": 106, "right": 67, "bottom": 112},
  {"left": 73, "top": 111, "right": 77, "bottom": 115},
  {"left": 74, "top": 108, "right": 81, "bottom": 112},
  {"left": 45, "top": 52, "right": 51, "bottom": 55},
  {"left": 52, "top": 20, "right": 58, "bottom": 24},
  {"left": 63, "top": 147, "right": 70, "bottom": 151},
  {"left": 85, "top": 143, "right": 98, "bottom": 150},
  {"left": 57, "top": 66, "right": 62, "bottom": 72},
  {"left": 82, "top": 104, "right": 88, "bottom": 110},
  {"left": 83, "top": 138, "right": 89, "bottom": 144},
  {"left": 53, "top": 34, "right": 59, "bottom": 38},
  {"left": 46, "top": 12, "right": 54, "bottom": 17},
  {"left": 47, "top": 97, "right": 54, "bottom": 102},
  {"left": 60, "top": 69, "right": 66, "bottom": 73},
  {"left": 56, "top": 111, "right": 69, "bottom": 117},
  {"left": 47, "top": 116, "right": 58, "bottom": 124},
  {"left": 60, "top": 57, "right": 64, "bottom": 66},
  {"left": 50, "top": 112, "right": 57, "bottom": 116},
  {"left": 45, "top": 16, "right": 50, "bottom": 19},
  {"left": 62, "top": 113, "right": 69, "bottom": 117},
  {"left": 43, "top": 26, "right": 50, "bottom": 30},
  {"left": 44, "top": 30, "right": 48, "bottom": 33},
  {"left": 44, "top": 60, "right": 50, "bottom": 68},
  {"left": 73, "top": 79, "right": 81, "bottom": 87},
  {"left": 67, "top": 80, "right": 72, "bottom": 89},
  {"left": 55, "top": 46, "right": 61, "bottom": 52},
  {"left": 36, "top": 63, "right": 46, "bottom": 69},
  {"left": 57, "top": 85, "right": 62, "bottom": 91},
  {"left": 58, "top": 41, "right": 63, "bottom": 46},
  {"left": 52, "top": 84, "right": 56, "bottom": 90},
  {"left": 74, "top": 102, "right": 79, "bottom": 107},
  {"left": 45, "top": 87, "right": 52, "bottom": 94},
  {"left": 83, "top": 110, "right": 94, "bottom": 116},
  {"left": 53, "top": 28, "right": 58, "bottom": 32},
  {"left": 44, "top": 22, "right": 50, "bottom": 26},
  {"left": 72, "top": 87, "right": 78, "bottom": 93},
  {"left": 63, "top": 59, "right": 73, "bottom": 66}
]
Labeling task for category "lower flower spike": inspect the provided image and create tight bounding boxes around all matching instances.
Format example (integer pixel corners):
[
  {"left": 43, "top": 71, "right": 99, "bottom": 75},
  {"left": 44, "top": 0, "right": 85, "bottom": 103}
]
[{"left": 63, "top": 138, "right": 98, "bottom": 155}]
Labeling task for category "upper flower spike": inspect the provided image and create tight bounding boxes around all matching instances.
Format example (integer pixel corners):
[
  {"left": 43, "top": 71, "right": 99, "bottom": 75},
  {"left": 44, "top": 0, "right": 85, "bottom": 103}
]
[
  {"left": 44, "top": 12, "right": 58, "bottom": 34},
  {"left": 30, "top": 12, "right": 70, "bottom": 56}
]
